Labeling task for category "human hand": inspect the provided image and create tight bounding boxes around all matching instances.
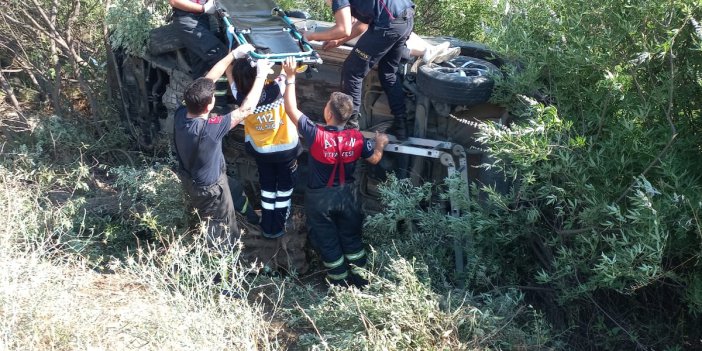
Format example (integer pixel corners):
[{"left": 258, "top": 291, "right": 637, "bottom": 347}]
[
  {"left": 202, "top": 0, "right": 216, "bottom": 14},
  {"left": 255, "top": 59, "right": 274, "bottom": 78},
  {"left": 374, "top": 131, "right": 389, "bottom": 149},
  {"left": 282, "top": 57, "right": 298, "bottom": 77},
  {"left": 231, "top": 43, "right": 255, "bottom": 59},
  {"left": 322, "top": 40, "right": 342, "bottom": 50}
]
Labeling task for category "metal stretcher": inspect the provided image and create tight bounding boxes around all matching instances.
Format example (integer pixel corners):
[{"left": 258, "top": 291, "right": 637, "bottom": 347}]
[{"left": 216, "top": 0, "right": 322, "bottom": 65}]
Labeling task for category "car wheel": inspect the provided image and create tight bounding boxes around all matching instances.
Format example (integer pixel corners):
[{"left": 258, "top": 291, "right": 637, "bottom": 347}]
[
  {"left": 416, "top": 56, "right": 500, "bottom": 106},
  {"left": 117, "top": 53, "right": 156, "bottom": 148},
  {"left": 456, "top": 41, "right": 505, "bottom": 67},
  {"left": 149, "top": 23, "right": 185, "bottom": 56}
]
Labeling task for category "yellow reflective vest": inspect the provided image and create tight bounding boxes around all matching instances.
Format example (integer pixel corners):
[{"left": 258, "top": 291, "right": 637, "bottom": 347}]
[{"left": 232, "top": 77, "right": 299, "bottom": 155}]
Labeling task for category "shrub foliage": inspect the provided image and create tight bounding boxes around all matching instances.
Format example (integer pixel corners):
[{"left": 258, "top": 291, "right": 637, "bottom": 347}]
[{"left": 472, "top": 0, "right": 702, "bottom": 348}]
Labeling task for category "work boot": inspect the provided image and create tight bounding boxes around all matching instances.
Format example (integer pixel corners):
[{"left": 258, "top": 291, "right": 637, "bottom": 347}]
[
  {"left": 261, "top": 230, "right": 285, "bottom": 239},
  {"left": 349, "top": 273, "right": 369, "bottom": 289},
  {"left": 389, "top": 117, "right": 408, "bottom": 141},
  {"left": 345, "top": 112, "right": 360, "bottom": 130},
  {"left": 245, "top": 207, "right": 260, "bottom": 226}
]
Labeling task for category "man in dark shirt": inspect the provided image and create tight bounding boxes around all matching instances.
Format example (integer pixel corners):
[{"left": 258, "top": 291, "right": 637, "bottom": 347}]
[
  {"left": 303, "top": 0, "right": 415, "bottom": 140},
  {"left": 282, "top": 57, "right": 389, "bottom": 287},
  {"left": 174, "top": 44, "right": 273, "bottom": 248}
]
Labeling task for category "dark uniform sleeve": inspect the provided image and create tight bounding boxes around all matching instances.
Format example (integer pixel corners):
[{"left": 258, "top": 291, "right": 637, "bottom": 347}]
[
  {"left": 213, "top": 113, "right": 233, "bottom": 140},
  {"left": 331, "top": 0, "right": 350, "bottom": 13},
  {"left": 360, "top": 137, "right": 374, "bottom": 159},
  {"left": 297, "top": 115, "right": 318, "bottom": 147}
]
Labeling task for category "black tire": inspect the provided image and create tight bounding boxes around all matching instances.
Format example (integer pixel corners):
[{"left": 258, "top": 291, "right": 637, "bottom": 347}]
[
  {"left": 149, "top": 23, "right": 184, "bottom": 56},
  {"left": 117, "top": 54, "right": 156, "bottom": 148},
  {"left": 416, "top": 56, "right": 500, "bottom": 106},
  {"left": 455, "top": 41, "right": 505, "bottom": 67}
]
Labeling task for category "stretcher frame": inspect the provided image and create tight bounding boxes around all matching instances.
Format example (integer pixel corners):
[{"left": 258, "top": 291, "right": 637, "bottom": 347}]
[{"left": 218, "top": 6, "right": 322, "bottom": 65}]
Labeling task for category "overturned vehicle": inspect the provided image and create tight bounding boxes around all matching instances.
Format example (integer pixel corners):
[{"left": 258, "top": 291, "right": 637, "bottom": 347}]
[{"left": 108, "top": 0, "right": 509, "bottom": 272}]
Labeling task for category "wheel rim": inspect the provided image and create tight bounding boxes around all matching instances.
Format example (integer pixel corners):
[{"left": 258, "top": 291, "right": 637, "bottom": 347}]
[{"left": 438, "top": 59, "right": 492, "bottom": 77}]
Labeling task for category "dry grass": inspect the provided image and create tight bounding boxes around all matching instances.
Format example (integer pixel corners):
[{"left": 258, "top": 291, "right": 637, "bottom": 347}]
[
  {"left": 0, "top": 159, "right": 281, "bottom": 351},
  {"left": 0, "top": 245, "right": 282, "bottom": 350}
]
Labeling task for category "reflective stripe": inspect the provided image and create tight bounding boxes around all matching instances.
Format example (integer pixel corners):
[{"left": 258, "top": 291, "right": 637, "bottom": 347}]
[
  {"left": 240, "top": 197, "right": 249, "bottom": 213},
  {"left": 274, "top": 200, "right": 291, "bottom": 208},
  {"left": 327, "top": 271, "right": 348, "bottom": 281},
  {"left": 214, "top": 91, "right": 228, "bottom": 96},
  {"left": 261, "top": 190, "right": 276, "bottom": 199},
  {"left": 323, "top": 256, "right": 345, "bottom": 269},
  {"left": 345, "top": 249, "right": 366, "bottom": 261},
  {"left": 276, "top": 189, "right": 293, "bottom": 197},
  {"left": 245, "top": 134, "right": 299, "bottom": 154},
  {"left": 261, "top": 201, "right": 275, "bottom": 210},
  {"left": 252, "top": 97, "right": 284, "bottom": 114},
  {"left": 351, "top": 266, "right": 365, "bottom": 275}
]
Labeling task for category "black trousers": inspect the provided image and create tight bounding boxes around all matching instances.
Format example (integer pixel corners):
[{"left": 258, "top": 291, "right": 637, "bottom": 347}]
[
  {"left": 256, "top": 158, "right": 297, "bottom": 238},
  {"left": 341, "top": 10, "right": 414, "bottom": 123},
  {"left": 305, "top": 184, "right": 367, "bottom": 284},
  {"left": 180, "top": 171, "right": 239, "bottom": 249},
  {"left": 172, "top": 11, "right": 227, "bottom": 78}
]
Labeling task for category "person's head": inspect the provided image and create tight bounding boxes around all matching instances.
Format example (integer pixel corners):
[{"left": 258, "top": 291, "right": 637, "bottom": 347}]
[
  {"left": 183, "top": 77, "right": 216, "bottom": 115},
  {"left": 324, "top": 92, "right": 354, "bottom": 126},
  {"left": 231, "top": 58, "right": 257, "bottom": 97}
]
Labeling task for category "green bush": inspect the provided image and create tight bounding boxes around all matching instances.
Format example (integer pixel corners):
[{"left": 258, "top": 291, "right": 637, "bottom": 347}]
[
  {"left": 277, "top": 0, "right": 334, "bottom": 22},
  {"left": 111, "top": 164, "right": 189, "bottom": 233},
  {"left": 106, "top": 0, "right": 169, "bottom": 55},
  {"left": 412, "top": 0, "right": 490, "bottom": 40},
  {"left": 277, "top": 0, "right": 489, "bottom": 40},
  {"left": 0, "top": 149, "right": 276, "bottom": 350},
  {"left": 295, "top": 255, "right": 556, "bottom": 350},
  {"left": 0, "top": 114, "right": 188, "bottom": 265},
  {"left": 471, "top": 0, "right": 702, "bottom": 347}
]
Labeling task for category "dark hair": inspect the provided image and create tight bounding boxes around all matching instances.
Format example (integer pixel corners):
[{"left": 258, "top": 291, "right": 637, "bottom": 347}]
[
  {"left": 328, "top": 92, "right": 354, "bottom": 124},
  {"left": 183, "top": 77, "right": 215, "bottom": 114},
  {"left": 231, "top": 58, "right": 257, "bottom": 97}
]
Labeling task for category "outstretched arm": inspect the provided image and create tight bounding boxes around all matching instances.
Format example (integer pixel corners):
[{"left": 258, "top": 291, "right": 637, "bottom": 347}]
[
  {"left": 304, "top": 6, "right": 352, "bottom": 42},
  {"left": 205, "top": 53, "right": 234, "bottom": 81},
  {"left": 365, "top": 132, "right": 389, "bottom": 165},
  {"left": 228, "top": 59, "right": 274, "bottom": 130},
  {"left": 322, "top": 21, "right": 368, "bottom": 50},
  {"left": 282, "top": 57, "right": 303, "bottom": 127},
  {"left": 169, "top": 0, "right": 204, "bottom": 13},
  {"left": 205, "top": 44, "right": 255, "bottom": 81}
]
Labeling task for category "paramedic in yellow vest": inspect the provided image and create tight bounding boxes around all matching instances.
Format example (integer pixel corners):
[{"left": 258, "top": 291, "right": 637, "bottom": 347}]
[{"left": 226, "top": 58, "right": 301, "bottom": 239}]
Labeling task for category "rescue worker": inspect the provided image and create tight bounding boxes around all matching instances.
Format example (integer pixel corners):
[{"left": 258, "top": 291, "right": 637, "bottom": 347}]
[
  {"left": 227, "top": 59, "right": 301, "bottom": 239},
  {"left": 303, "top": 0, "right": 457, "bottom": 140},
  {"left": 173, "top": 44, "right": 274, "bottom": 248},
  {"left": 169, "top": 0, "right": 227, "bottom": 78},
  {"left": 282, "top": 57, "right": 389, "bottom": 287}
]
